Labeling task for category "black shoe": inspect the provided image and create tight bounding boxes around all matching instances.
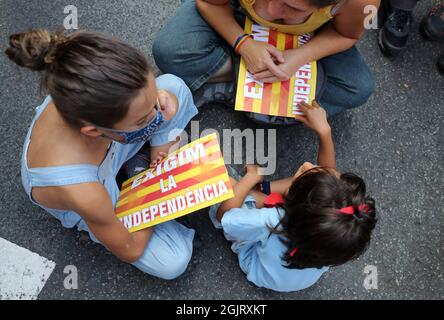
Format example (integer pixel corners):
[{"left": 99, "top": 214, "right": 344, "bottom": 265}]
[
  {"left": 193, "top": 81, "right": 235, "bottom": 109},
  {"left": 420, "top": 2, "right": 444, "bottom": 41},
  {"left": 378, "top": 7, "right": 414, "bottom": 56},
  {"left": 193, "top": 53, "right": 239, "bottom": 109},
  {"left": 438, "top": 52, "right": 444, "bottom": 74}
]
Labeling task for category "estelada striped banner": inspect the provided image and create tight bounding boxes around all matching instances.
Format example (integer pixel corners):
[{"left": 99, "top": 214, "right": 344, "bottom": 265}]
[
  {"left": 116, "top": 133, "right": 234, "bottom": 233},
  {"left": 235, "top": 17, "right": 317, "bottom": 118}
]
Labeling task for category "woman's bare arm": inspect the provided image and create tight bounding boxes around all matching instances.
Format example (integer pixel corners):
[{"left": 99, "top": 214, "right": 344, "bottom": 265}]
[
  {"left": 290, "top": 0, "right": 380, "bottom": 63},
  {"left": 63, "top": 183, "right": 153, "bottom": 263},
  {"left": 196, "top": 0, "right": 244, "bottom": 46}
]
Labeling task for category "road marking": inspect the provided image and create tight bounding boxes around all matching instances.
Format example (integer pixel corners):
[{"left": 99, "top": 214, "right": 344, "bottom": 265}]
[{"left": 0, "top": 237, "right": 56, "bottom": 300}]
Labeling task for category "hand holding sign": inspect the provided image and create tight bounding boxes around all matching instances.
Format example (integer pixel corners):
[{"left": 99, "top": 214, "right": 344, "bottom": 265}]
[{"left": 116, "top": 134, "right": 234, "bottom": 232}]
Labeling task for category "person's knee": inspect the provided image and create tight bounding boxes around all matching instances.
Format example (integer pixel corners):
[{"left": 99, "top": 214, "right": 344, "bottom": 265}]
[
  {"left": 156, "top": 250, "right": 192, "bottom": 280},
  {"left": 355, "top": 69, "right": 375, "bottom": 106},
  {"left": 346, "top": 67, "right": 375, "bottom": 108},
  {"left": 153, "top": 31, "right": 174, "bottom": 73}
]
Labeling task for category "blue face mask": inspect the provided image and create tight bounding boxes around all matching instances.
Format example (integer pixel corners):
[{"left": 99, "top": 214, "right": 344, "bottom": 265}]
[{"left": 97, "top": 102, "right": 164, "bottom": 145}]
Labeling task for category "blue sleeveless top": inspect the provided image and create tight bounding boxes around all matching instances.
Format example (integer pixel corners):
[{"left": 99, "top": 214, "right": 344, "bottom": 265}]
[{"left": 21, "top": 74, "right": 197, "bottom": 240}]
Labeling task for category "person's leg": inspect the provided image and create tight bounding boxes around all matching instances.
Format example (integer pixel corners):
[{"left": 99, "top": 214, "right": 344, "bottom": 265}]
[
  {"left": 153, "top": 0, "right": 234, "bottom": 92},
  {"left": 132, "top": 221, "right": 195, "bottom": 280},
  {"left": 318, "top": 46, "right": 375, "bottom": 117},
  {"left": 420, "top": 1, "right": 444, "bottom": 41}
]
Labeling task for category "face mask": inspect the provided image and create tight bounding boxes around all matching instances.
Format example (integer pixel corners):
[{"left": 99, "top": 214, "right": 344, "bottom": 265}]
[{"left": 97, "top": 101, "right": 164, "bottom": 145}]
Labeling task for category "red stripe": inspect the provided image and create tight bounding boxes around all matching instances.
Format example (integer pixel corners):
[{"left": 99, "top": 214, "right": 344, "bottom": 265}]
[
  {"left": 269, "top": 29, "right": 278, "bottom": 47},
  {"left": 244, "top": 96, "right": 254, "bottom": 112}
]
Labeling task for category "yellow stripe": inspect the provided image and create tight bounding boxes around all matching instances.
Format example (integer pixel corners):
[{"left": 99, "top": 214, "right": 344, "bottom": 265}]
[
  {"left": 235, "top": 19, "right": 253, "bottom": 112},
  {"left": 235, "top": 59, "right": 248, "bottom": 111},
  {"left": 276, "top": 31, "right": 286, "bottom": 51},
  {"left": 309, "top": 60, "right": 317, "bottom": 103},
  {"left": 287, "top": 34, "right": 299, "bottom": 117}
]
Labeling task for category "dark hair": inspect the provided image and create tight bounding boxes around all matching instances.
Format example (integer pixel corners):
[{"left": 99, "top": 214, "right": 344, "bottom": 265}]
[
  {"left": 273, "top": 168, "right": 377, "bottom": 269},
  {"left": 5, "top": 29, "right": 151, "bottom": 128}
]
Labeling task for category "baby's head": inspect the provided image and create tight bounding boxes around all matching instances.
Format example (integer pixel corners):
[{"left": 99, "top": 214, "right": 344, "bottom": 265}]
[{"left": 279, "top": 163, "right": 377, "bottom": 269}]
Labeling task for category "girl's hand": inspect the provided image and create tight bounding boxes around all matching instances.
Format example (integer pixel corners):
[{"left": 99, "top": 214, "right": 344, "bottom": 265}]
[
  {"left": 239, "top": 39, "right": 288, "bottom": 80},
  {"left": 295, "top": 101, "right": 331, "bottom": 137},
  {"left": 244, "top": 164, "right": 265, "bottom": 184},
  {"left": 253, "top": 48, "right": 307, "bottom": 83},
  {"left": 149, "top": 151, "right": 168, "bottom": 168}
]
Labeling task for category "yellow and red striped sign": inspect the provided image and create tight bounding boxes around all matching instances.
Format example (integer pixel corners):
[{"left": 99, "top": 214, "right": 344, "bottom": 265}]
[
  {"left": 235, "top": 18, "right": 317, "bottom": 118},
  {"left": 116, "top": 134, "right": 234, "bottom": 232}
]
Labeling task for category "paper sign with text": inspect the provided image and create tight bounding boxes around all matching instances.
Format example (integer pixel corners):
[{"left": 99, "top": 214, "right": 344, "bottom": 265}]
[
  {"left": 235, "top": 17, "right": 317, "bottom": 117},
  {"left": 116, "top": 134, "right": 234, "bottom": 232}
]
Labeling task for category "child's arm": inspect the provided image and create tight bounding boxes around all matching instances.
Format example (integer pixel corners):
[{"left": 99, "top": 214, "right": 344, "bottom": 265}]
[
  {"left": 216, "top": 165, "right": 264, "bottom": 222},
  {"left": 149, "top": 139, "right": 178, "bottom": 168},
  {"left": 296, "top": 101, "right": 336, "bottom": 169},
  {"left": 270, "top": 177, "right": 294, "bottom": 195},
  {"left": 149, "top": 90, "right": 181, "bottom": 167}
]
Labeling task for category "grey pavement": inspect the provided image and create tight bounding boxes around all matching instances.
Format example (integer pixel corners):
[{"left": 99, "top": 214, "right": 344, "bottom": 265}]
[{"left": 0, "top": 0, "right": 443, "bottom": 299}]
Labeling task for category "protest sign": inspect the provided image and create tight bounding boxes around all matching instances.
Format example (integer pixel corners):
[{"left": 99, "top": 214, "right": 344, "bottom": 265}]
[
  {"left": 116, "top": 134, "right": 234, "bottom": 232},
  {"left": 235, "top": 17, "right": 317, "bottom": 117}
]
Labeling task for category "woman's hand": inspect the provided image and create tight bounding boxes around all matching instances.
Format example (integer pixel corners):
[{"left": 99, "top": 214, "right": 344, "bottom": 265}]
[
  {"left": 295, "top": 101, "right": 331, "bottom": 137},
  {"left": 239, "top": 38, "right": 288, "bottom": 80},
  {"left": 253, "top": 48, "right": 308, "bottom": 83}
]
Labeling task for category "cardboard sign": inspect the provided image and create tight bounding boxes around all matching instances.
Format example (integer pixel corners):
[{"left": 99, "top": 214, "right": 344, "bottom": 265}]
[
  {"left": 235, "top": 17, "right": 317, "bottom": 117},
  {"left": 116, "top": 134, "right": 234, "bottom": 232}
]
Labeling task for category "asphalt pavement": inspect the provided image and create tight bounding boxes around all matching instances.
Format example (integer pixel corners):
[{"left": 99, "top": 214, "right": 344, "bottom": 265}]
[{"left": 0, "top": 0, "right": 443, "bottom": 299}]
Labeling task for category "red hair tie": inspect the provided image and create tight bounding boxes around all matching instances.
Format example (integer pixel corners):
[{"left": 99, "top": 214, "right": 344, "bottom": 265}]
[
  {"left": 263, "top": 192, "right": 285, "bottom": 208},
  {"left": 338, "top": 203, "right": 370, "bottom": 215},
  {"left": 289, "top": 247, "right": 298, "bottom": 257}
]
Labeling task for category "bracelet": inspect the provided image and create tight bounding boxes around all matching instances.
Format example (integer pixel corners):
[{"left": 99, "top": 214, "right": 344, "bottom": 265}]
[{"left": 234, "top": 34, "right": 253, "bottom": 54}]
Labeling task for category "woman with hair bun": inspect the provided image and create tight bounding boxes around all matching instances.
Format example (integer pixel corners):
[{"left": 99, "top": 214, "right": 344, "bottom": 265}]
[{"left": 6, "top": 29, "right": 198, "bottom": 280}]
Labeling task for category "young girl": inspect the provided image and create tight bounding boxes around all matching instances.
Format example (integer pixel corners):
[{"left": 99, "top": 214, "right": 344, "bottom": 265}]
[
  {"left": 6, "top": 29, "right": 198, "bottom": 280},
  {"left": 210, "top": 101, "right": 377, "bottom": 292}
]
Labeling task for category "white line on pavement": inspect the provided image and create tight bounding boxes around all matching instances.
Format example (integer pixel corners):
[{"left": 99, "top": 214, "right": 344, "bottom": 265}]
[{"left": 0, "top": 237, "right": 56, "bottom": 300}]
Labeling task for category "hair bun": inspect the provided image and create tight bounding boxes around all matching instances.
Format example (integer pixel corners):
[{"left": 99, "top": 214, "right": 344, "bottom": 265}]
[{"left": 5, "top": 29, "right": 66, "bottom": 71}]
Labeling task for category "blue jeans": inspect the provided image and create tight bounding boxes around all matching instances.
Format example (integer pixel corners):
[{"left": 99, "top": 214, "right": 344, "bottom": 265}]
[{"left": 153, "top": 0, "right": 375, "bottom": 117}]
